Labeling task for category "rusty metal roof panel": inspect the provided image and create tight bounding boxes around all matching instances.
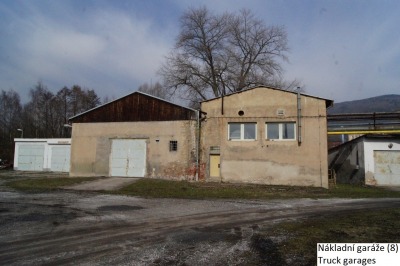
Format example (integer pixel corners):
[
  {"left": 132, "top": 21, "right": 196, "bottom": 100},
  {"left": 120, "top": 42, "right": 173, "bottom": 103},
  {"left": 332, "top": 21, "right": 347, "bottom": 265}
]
[{"left": 69, "top": 91, "right": 196, "bottom": 123}]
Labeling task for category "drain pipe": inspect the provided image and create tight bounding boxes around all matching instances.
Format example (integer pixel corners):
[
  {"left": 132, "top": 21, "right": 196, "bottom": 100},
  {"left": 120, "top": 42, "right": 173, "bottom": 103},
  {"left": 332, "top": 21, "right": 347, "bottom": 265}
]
[
  {"left": 195, "top": 110, "right": 200, "bottom": 181},
  {"left": 297, "top": 89, "right": 302, "bottom": 145}
]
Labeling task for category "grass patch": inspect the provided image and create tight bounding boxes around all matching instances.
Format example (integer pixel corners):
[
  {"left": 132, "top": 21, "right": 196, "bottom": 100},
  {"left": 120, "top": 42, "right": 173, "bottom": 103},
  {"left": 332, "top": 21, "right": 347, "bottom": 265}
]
[
  {"left": 253, "top": 208, "right": 400, "bottom": 265},
  {"left": 5, "top": 175, "right": 400, "bottom": 199},
  {"left": 114, "top": 179, "right": 400, "bottom": 199},
  {"left": 6, "top": 177, "right": 99, "bottom": 192}
]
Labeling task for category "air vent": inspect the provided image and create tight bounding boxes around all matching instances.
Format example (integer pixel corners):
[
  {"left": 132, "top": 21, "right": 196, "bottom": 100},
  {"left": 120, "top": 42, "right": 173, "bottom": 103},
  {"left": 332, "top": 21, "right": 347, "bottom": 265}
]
[
  {"left": 277, "top": 109, "right": 285, "bottom": 116},
  {"left": 210, "top": 146, "right": 220, "bottom": 155}
]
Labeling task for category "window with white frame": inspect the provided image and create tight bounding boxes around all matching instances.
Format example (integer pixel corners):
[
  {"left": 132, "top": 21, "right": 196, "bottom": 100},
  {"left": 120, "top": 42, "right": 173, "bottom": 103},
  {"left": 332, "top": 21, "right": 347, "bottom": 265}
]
[
  {"left": 266, "top": 122, "right": 296, "bottom": 140},
  {"left": 228, "top": 123, "right": 256, "bottom": 140}
]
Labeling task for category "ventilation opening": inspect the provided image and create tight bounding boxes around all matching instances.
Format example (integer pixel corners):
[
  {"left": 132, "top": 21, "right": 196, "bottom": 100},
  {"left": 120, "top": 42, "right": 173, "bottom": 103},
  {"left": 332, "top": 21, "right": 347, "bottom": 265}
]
[{"left": 277, "top": 109, "right": 285, "bottom": 116}]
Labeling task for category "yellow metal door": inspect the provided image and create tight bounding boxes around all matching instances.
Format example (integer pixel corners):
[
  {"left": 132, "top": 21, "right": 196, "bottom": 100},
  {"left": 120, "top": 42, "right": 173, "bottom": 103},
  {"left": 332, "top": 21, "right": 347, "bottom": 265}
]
[{"left": 210, "top": 154, "right": 220, "bottom": 177}]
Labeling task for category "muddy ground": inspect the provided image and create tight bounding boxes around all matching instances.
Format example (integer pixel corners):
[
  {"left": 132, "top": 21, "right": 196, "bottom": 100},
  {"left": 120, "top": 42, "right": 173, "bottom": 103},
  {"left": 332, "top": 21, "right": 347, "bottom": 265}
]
[{"left": 1, "top": 173, "right": 400, "bottom": 265}]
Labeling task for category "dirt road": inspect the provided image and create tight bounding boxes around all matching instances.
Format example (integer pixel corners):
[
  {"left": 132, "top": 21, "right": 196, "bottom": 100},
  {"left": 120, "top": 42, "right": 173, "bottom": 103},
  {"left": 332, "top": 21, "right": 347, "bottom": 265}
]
[{"left": 1, "top": 182, "right": 399, "bottom": 266}]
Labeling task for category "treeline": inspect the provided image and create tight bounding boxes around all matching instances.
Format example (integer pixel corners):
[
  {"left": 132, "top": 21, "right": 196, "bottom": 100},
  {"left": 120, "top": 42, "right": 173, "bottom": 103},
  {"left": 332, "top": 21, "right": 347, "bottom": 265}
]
[{"left": 0, "top": 82, "right": 101, "bottom": 161}]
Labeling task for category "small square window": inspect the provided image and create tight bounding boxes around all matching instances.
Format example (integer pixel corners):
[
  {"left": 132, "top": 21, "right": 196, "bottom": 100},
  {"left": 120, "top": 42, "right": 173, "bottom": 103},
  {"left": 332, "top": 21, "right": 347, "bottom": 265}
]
[{"left": 169, "top": 140, "right": 178, "bottom": 151}]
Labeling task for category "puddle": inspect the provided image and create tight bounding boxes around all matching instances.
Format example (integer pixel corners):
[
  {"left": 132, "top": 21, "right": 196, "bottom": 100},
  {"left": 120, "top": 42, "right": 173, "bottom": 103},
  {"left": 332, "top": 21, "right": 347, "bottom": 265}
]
[{"left": 97, "top": 205, "right": 144, "bottom": 212}]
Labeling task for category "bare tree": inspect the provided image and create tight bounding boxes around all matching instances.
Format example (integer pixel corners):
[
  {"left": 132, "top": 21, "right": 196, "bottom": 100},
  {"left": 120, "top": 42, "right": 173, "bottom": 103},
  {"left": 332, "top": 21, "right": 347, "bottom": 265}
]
[
  {"left": 22, "top": 83, "right": 101, "bottom": 138},
  {"left": 270, "top": 77, "right": 304, "bottom": 92},
  {"left": 159, "top": 7, "right": 290, "bottom": 105},
  {"left": 21, "top": 82, "right": 54, "bottom": 138},
  {"left": 0, "top": 89, "right": 22, "bottom": 160},
  {"left": 102, "top": 95, "right": 116, "bottom": 104},
  {"left": 138, "top": 82, "right": 171, "bottom": 100},
  {"left": 225, "top": 9, "right": 288, "bottom": 91},
  {"left": 69, "top": 85, "right": 100, "bottom": 116}
]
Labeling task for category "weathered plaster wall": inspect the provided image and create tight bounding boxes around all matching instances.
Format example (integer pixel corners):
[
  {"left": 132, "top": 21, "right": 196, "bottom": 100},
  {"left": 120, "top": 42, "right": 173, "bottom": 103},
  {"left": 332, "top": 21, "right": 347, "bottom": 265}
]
[
  {"left": 200, "top": 88, "right": 329, "bottom": 188},
  {"left": 363, "top": 139, "right": 400, "bottom": 186},
  {"left": 70, "top": 121, "right": 196, "bottom": 179}
]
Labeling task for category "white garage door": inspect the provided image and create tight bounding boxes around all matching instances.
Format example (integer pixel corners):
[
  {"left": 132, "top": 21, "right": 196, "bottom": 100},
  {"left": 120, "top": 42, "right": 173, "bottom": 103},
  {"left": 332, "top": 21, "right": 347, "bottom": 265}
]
[
  {"left": 374, "top": 150, "right": 400, "bottom": 186},
  {"left": 18, "top": 144, "right": 45, "bottom": 171},
  {"left": 50, "top": 145, "right": 71, "bottom": 172},
  {"left": 110, "top": 139, "right": 146, "bottom": 177}
]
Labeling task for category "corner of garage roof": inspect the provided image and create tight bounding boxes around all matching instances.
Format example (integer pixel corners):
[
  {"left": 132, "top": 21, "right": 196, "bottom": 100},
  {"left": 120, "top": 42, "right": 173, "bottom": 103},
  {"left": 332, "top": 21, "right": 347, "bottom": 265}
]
[{"left": 68, "top": 90, "right": 197, "bottom": 121}]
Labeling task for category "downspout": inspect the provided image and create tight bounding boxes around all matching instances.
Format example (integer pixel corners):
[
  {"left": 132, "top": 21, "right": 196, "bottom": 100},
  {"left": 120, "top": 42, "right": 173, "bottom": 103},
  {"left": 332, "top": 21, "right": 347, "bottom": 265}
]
[
  {"left": 196, "top": 109, "right": 207, "bottom": 181},
  {"left": 195, "top": 109, "right": 200, "bottom": 181},
  {"left": 221, "top": 94, "right": 224, "bottom": 115},
  {"left": 297, "top": 89, "right": 302, "bottom": 145}
]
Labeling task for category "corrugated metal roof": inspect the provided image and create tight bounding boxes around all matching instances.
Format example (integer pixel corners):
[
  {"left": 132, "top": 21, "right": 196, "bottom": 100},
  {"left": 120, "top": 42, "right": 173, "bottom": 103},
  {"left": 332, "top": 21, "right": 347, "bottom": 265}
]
[{"left": 328, "top": 134, "right": 400, "bottom": 152}]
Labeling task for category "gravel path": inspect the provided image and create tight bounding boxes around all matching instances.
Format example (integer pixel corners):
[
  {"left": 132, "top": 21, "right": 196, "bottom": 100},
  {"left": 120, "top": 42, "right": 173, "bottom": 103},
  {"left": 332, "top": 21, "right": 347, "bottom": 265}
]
[{"left": 1, "top": 185, "right": 399, "bottom": 265}]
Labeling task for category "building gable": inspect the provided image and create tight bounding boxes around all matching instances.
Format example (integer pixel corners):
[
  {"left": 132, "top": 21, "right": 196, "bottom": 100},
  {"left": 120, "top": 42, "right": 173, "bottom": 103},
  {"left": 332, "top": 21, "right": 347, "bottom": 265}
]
[
  {"left": 201, "top": 87, "right": 333, "bottom": 109},
  {"left": 69, "top": 91, "right": 196, "bottom": 123},
  {"left": 201, "top": 86, "right": 332, "bottom": 119}
]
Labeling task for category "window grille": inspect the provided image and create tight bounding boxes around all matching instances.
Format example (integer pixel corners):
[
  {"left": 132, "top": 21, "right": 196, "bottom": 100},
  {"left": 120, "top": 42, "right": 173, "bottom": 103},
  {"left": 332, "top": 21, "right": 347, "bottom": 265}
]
[{"left": 169, "top": 140, "right": 178, "bottom": 151}]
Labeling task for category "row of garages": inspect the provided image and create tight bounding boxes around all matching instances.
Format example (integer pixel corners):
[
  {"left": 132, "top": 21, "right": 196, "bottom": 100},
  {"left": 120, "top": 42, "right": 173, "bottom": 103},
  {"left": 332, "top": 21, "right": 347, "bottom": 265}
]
[
  {"left": 13, "top": 138, "right": 147, "bottom": 176},
  {"left": 11, "top": 88, "right": 400, "bottom": 187},
  {"left": 14, "top": 139, "right": 71, "bottom": 172},
  {"left": 13, "top": 135, "right": 400, "bottom": 186}
]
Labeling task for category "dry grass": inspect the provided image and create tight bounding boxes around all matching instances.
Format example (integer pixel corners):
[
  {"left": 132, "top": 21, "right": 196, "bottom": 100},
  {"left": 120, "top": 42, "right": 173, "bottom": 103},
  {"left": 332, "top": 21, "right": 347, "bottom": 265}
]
[
  {"left": 6, "top": 177, "right": 99, "bottom": 192},
  {"left": 251, "top": 208, "right": 400, "bottom": 265},
  {"left": 114, "top": 179, "right": 400, "bottom": 199},
  {"left": 5, "top": 175, "right": 400, "bottom": 199}
]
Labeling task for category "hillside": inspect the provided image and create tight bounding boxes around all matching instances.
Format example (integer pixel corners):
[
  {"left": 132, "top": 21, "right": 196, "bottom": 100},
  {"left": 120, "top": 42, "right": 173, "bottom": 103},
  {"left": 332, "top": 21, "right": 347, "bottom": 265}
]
[{"left": 328, "top": 94, "right": 400, "bottom": 114}]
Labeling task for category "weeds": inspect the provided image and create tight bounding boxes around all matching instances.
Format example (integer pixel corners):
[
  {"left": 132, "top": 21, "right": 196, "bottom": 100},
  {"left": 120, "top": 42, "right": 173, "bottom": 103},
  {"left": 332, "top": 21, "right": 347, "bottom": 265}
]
[{"left": 6, "top": 177, "right": 99, "bottom": 192}]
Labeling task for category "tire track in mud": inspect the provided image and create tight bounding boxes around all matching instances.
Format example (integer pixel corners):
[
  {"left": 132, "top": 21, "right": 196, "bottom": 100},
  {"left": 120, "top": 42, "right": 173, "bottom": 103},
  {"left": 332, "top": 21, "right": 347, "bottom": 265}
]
[{"left": 1, "top": 199, "right": 399, "bottom": 265}]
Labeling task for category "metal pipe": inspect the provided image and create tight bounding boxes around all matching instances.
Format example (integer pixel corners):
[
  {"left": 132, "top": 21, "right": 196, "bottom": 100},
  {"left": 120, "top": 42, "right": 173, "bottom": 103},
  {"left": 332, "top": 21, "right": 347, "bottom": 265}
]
[
  {"left": 297, "top": 90, "right": 302, "bottom": 144},
  {"left": 17, "top": 129, "right": 23, "bottom": 138},
  {"left": 195, "top": 110, "right": 200, "bottom": 181},
  {"left": 328, "top": 129, "right": 400, "bottom": 135},
  {"left": 221, "top": 94, "right": 224, "bottom": 115}
]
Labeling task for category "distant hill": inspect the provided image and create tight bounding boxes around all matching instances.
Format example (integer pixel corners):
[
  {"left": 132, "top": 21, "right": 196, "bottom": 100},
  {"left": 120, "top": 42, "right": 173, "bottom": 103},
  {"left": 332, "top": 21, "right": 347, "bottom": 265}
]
[{"left": 328, "top": 95, "right": 400, "bottom": 114}]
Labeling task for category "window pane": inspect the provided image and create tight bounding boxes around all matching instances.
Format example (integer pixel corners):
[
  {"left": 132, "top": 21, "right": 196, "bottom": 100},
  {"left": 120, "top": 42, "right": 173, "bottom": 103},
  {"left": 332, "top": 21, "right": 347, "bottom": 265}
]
[
  {"left": 282, "top": 123, "right": 295, "bottom": 139},
  {"left": 267, "top": 123, "right": 279, "bottom": 139},
  {"left": 243, "top": 123, "right": 256, "bottom": 140},
  {"left": 229, "top": 123, "right": 241, "bottom": 139}
]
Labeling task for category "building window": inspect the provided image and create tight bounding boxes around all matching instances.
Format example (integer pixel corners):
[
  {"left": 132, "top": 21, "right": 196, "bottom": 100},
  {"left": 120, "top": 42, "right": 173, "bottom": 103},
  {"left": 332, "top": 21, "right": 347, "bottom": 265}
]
[
  {"left": 228, "top": 123, "right": 256, "bottom": 140},
  {"left": 266, "top": 122, "right": 296, "bottom": 140},
  {"left": 169, "top": 140, "right": 178, "bottom": 151}
]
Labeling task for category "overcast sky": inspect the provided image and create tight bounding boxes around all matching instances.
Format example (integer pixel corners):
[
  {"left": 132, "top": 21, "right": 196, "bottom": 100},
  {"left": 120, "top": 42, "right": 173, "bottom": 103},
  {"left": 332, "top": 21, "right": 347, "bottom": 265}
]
[{"left": 1, "top": 0, "right": 399, "bottom": 103}]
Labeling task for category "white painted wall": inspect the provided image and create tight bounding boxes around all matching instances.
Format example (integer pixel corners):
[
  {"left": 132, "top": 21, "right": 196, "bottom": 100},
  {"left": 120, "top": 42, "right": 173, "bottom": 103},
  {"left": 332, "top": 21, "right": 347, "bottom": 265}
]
[
  {"left": 14, "top": 139, "right": 71, "bottom": 172},
  {"left": 363, "top": 138, "right": 400, "bottom": 186}
]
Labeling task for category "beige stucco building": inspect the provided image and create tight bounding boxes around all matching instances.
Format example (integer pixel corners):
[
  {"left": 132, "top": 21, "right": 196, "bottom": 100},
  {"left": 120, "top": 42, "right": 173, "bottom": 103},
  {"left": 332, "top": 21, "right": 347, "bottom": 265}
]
[
  {"left": 68, "top": 87, "right": 333, "bottom": 188},
  {"left": 200, "top": 87, "right": 333, "bottom": 188},
  {"left": 69, "top": 91, "right": 198, "bottom": 180},
  {"left": 70, "top": 121, "right": 196, "bottom": 179}
]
